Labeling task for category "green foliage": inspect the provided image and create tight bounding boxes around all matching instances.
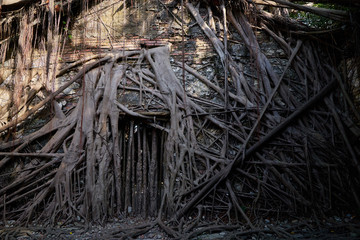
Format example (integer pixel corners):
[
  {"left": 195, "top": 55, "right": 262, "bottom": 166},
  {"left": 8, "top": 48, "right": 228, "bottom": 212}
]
[
  {"left": 290, "top": 2, "right": 352, "bottom": 29},
  {"left": 294, "top": 1, "right": 352, "bottom": 10},
  {"left": 289, "top": 10, "right": 336, "bottom": 29}
]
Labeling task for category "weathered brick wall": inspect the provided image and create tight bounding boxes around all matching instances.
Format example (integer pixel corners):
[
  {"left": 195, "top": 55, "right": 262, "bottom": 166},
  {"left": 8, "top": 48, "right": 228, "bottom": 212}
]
[
  {"left": 0, "top": 0, "right": 297, "bottom": 106},
  {"left": 54, "top": 0, "right": 301, "bottom": 105},
  {"left": 62, "top": 0, "right": 216, "bottom": 61}
]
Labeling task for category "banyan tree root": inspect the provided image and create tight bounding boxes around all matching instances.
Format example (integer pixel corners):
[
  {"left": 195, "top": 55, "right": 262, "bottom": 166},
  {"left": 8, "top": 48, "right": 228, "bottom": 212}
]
[
  {"left": 0, "top": 0, "right": 359, "bottom": 235},
  {"left": 0, "top": 46, "right": 234, "bottom": 224}
]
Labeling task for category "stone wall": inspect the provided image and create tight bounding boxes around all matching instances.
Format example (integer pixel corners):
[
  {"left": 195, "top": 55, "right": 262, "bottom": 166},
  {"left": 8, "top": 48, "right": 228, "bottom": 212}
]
[
  {"left": 0, "top": 0, "right": 299, "bottom": 113},
  {"left": 58, "top": 0, "right": 298, "bottom": 103}
]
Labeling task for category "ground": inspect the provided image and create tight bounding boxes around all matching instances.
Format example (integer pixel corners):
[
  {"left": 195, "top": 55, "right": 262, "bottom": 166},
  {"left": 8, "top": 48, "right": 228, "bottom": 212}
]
[{"left": 1, "top": 215, "right": 359, "bottom": 239}]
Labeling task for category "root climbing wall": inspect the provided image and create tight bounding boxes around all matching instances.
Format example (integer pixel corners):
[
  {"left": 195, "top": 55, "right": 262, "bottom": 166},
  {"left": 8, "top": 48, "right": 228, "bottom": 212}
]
[{"left": 0, "top": 0, "right": 359, "bottom": 230}]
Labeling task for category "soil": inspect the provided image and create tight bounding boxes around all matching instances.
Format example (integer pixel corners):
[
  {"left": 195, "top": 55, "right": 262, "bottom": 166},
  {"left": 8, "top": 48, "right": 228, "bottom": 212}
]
[{"left": 1, "top": 216, "right": 359, "bottom": 239}]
